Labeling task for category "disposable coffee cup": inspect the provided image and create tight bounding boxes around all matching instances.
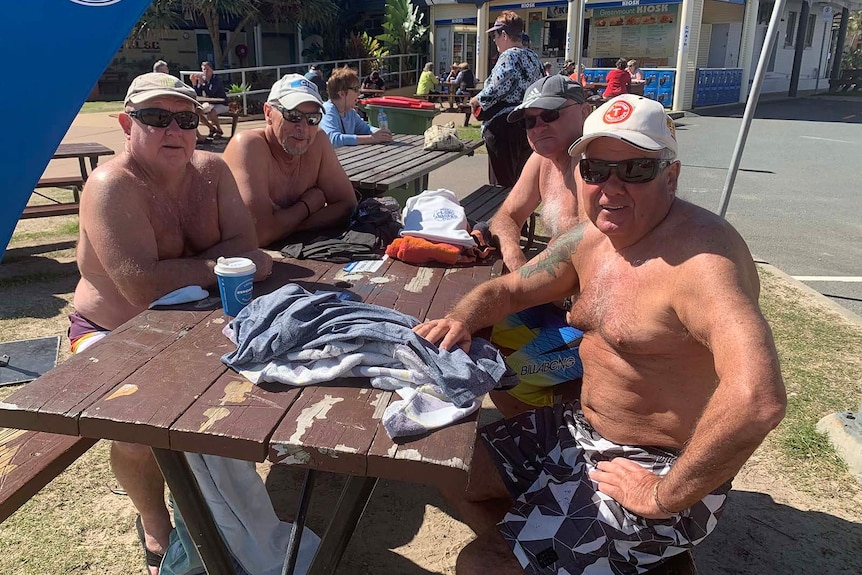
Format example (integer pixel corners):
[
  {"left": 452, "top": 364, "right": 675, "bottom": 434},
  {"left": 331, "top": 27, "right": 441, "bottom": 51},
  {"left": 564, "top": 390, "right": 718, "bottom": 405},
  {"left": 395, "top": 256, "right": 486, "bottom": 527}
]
[{"left": 214, "top": 257, "right": 256, "bottom": 316}]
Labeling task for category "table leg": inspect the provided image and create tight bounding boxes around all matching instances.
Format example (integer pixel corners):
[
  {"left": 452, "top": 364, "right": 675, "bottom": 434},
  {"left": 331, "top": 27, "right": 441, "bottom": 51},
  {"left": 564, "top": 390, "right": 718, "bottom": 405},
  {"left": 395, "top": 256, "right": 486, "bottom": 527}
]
[
  {"left": 152, "top": 448, "right": 237, "bottom": 575},
  {"left": 281, "top": 469, "right": 317, "bottom": 575},
  {"left": 306, "top": 476, "right": 377, "bottom": 575}
]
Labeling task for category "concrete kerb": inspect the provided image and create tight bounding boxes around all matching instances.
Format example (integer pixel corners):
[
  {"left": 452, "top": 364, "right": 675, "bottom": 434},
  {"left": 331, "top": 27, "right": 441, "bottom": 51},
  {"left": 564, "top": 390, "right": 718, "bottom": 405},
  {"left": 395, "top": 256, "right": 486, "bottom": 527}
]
[{"left": 756, "top": 259, "right": 862, "bottom": 485}]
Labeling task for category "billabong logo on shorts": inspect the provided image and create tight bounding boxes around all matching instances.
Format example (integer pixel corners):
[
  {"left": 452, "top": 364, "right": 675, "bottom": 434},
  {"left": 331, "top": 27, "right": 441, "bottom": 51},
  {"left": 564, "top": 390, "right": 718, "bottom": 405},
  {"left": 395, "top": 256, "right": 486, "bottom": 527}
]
[
  {"left": 68, "top": 0, "right": 124, "bottom": 5},
  {"left": 432, "top": 208, "right": 458, "bottom": 221}
]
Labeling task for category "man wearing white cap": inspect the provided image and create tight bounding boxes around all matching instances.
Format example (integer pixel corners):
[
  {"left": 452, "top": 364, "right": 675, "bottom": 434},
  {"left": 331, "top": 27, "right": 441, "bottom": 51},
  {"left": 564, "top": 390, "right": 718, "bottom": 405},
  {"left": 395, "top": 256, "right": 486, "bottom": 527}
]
[
  {"left": 71, "top": 72, "right": 273, "bottom": 574},
  {"left": 416, "top": 94, "right": 785, "bottom": 574},
  {"left": 224, "top": 73, "right": 356, "bottom": 247}
]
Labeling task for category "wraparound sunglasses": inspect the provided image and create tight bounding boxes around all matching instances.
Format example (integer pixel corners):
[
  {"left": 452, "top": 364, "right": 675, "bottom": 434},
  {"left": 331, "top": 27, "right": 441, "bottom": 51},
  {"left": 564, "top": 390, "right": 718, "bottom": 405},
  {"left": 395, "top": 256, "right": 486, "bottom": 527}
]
[
  {"left": 128, "top": 108, "right": 200, "bottom": 130},
  {"left": 579, "top": 158, "right": 673, "bottom": 184},
  {"left": 523, "top": 104, "right": 578, "bottom": 129},
  {"left": 272, "top": 105, "right": 323, "bottom": 126}
]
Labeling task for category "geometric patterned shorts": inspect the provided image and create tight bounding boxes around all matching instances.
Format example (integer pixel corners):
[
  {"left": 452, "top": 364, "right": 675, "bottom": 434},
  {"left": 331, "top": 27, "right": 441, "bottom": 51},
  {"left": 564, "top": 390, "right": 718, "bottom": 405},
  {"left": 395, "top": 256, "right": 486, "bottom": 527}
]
[{"left": 481, "top": 402, "right": 731, "bottom": 575}]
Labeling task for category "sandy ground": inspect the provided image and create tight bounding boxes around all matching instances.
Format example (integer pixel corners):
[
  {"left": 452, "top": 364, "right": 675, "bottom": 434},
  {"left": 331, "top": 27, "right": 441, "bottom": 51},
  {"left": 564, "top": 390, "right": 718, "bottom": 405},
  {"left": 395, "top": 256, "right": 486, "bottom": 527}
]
[{"left": 3, "top": 112, "right": 860, "bottom": 574}]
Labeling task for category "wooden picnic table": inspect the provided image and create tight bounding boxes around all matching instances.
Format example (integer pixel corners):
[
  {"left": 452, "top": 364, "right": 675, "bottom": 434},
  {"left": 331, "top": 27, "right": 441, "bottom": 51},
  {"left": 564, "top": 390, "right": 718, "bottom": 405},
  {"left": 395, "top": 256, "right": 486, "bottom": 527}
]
[
  {"left": 0, "top": 254, "right": 503, "bottom": 575},
  {"left": 23, "top": 142, "right": 116, "bottom": 219},
  {"left": 335, "top": 133, "right": 484, "bottom": 196},
  {"left": 51, "top": 142, "right": 115, "bottom": 185},
  {"left": 358, "top": 88, "right": 385, "bottom": 98}
]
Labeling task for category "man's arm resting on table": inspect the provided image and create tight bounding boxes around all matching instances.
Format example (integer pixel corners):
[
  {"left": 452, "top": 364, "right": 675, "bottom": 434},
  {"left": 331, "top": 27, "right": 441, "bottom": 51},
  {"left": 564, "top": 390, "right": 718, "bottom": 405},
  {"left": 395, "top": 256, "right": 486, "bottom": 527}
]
[
  {"left": 81, "top": 172, "right": 261, "bottom": 308},
  {"left": 590, "top": 245, "right": 786, "bottom": 518},
  {"left": 296, "top": 137, "right": 358, "bottom": 231},
  {"left": 490, "top": 153, "right": 543, "bottom": 271},
  {"left": 415, "top": 224, "right": 585, "bottom": 352}
]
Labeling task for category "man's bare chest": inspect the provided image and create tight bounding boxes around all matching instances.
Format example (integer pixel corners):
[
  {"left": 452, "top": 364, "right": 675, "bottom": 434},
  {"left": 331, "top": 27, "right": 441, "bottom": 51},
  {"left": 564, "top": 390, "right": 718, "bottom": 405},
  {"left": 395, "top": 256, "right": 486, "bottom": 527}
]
[
  {"left": 568, "top": 259, "right": 690, "bottom": 353},
  {"left": 268, "top": 158, "right": 319, "bottom": 207},
  {"left": 147, "top": 191, "right": 220, "bottom": 258}
]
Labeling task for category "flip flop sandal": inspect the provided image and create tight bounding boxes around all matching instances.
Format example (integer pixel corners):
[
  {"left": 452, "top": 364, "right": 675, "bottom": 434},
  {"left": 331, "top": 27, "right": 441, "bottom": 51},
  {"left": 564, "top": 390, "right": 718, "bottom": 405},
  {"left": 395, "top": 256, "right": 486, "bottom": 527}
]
[{"left": 135, "top": 514, "right": 165, "bottom": 571}]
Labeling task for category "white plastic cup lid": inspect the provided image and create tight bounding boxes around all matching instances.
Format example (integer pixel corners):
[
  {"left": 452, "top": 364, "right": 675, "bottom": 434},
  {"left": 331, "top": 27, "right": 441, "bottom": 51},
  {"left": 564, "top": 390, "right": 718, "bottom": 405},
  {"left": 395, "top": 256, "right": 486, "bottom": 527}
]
[{"left": 214, "top": 256, "right": 256, "bottom": 277}]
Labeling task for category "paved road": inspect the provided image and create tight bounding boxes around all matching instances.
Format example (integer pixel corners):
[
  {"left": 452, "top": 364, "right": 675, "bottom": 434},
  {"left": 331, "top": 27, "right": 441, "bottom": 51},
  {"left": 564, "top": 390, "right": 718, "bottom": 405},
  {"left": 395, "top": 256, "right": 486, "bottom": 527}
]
[
  {"left": 678, "top": 96, "right": 862, "bottom": 316},
  {"left": 432, "top": 96, "right": 862, "bottom": 316}
]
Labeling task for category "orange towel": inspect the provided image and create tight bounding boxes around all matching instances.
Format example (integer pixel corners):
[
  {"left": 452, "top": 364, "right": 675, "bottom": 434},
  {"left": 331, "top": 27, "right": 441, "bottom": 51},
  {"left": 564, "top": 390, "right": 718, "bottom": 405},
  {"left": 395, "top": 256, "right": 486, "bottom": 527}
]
[{"left": 385, "top": 236, "right": 462, "bottom": 265}]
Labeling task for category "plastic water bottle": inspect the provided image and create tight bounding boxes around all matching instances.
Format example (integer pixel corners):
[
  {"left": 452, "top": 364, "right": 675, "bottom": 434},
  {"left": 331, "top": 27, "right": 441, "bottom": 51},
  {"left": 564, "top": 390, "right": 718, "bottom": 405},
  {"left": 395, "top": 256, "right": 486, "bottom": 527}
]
[{"left": 378, "top": 108, "right": 389, "bottom": 131}]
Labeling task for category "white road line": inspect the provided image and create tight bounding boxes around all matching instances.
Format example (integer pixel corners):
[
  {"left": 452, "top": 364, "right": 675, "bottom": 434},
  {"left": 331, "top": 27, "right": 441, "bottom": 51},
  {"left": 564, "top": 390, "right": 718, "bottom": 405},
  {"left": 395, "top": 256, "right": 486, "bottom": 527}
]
[
  {"left": 800, "top": 136, "right": 856, "bottom": 144},
  {"left": 792, "top": 276, "right": 862, "bottom": 282}
]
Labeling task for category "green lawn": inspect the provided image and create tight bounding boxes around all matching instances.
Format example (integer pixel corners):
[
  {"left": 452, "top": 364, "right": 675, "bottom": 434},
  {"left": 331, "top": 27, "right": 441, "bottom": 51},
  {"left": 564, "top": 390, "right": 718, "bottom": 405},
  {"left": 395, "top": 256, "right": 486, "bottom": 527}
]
[{"left": 79, "top": 101, "right": 124, "bottom": 114}]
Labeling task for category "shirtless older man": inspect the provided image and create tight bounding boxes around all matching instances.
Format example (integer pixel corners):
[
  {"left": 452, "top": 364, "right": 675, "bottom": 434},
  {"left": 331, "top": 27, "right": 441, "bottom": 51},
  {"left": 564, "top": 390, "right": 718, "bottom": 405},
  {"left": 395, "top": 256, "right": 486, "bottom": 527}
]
[
  {"left": 415, "top": 95, "right": 786, "bottom": 574},
  {"left": 224, "top": 74, "right": 357, "bottom": 247},
  {"left": 491, "top": 75, "right": 591, "bottom": 272},
  {"left": 71, "top": 72, "right": 272, "bottom": 574}
]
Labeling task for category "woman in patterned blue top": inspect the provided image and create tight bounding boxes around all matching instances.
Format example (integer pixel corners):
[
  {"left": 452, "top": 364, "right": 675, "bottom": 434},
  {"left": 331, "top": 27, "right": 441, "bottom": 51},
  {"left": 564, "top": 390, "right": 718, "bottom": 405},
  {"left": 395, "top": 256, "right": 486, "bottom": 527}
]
[{"left": 471, "top": 11, "right": 543, "bottom": 187}]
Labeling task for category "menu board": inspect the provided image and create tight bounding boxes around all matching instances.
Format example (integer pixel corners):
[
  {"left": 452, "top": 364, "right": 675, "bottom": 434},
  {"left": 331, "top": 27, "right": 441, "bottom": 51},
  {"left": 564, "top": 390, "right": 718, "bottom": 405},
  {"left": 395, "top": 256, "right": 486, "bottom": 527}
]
[{"left": 589, "top": 5, "right": 679, "bottom": 59}]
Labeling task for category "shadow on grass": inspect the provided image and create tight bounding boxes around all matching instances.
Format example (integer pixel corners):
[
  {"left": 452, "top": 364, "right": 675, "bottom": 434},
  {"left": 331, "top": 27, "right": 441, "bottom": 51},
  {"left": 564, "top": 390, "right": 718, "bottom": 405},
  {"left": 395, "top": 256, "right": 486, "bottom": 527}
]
[
  {"left": 694, "top": 490, "right": 862, "bottom": 574},
  {"left": 0, "top": 258, "right": 78, "bottom": 321}
]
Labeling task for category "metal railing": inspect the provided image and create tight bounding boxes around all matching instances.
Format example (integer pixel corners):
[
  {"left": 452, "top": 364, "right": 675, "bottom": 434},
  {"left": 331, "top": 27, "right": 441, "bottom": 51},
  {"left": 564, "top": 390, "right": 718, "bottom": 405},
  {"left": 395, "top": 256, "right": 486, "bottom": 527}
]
[{"left": 181, "top": 53, "right": 424, "bottom": 115}]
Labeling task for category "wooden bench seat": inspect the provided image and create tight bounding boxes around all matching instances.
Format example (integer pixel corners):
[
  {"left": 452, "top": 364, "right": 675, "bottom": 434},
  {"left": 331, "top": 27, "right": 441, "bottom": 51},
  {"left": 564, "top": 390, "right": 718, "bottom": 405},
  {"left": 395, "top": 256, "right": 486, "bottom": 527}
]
[
  {"left": 0, "top": 429, "right": 96, "bottom": 522},
  {"left": 35, "top": 176, "right": 85, "bottom": 190},
  {"left": 20, "top": 202, "right": 80, "bottom": 219},
  {"left": 461, "top": 184, "right": 536, "bottom": 250}
]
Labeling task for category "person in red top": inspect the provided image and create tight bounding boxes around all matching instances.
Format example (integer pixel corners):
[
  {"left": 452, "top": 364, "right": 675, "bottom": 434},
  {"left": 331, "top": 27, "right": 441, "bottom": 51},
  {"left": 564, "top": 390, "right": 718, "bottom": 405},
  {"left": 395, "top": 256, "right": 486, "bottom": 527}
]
[{"left": 603, "top": 58, "right": 631, "bottom": 99}]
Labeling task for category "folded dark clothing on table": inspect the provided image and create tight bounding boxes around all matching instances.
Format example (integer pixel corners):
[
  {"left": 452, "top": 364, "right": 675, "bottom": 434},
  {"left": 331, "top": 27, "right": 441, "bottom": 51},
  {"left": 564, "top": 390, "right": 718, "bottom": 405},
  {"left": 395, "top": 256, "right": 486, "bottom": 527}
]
[{"left": 279, "top": 197, "right": 402, "bottom": 262}]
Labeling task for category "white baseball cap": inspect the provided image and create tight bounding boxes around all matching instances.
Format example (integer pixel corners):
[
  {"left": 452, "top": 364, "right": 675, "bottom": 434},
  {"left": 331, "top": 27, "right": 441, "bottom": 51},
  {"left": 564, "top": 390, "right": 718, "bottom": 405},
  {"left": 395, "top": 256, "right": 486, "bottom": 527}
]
[
  {"left": 267, "top": 74, "right": 324, "bottom": 110},
  {"left": 568, "top": 94, "right": 677, "bottom": 157}
]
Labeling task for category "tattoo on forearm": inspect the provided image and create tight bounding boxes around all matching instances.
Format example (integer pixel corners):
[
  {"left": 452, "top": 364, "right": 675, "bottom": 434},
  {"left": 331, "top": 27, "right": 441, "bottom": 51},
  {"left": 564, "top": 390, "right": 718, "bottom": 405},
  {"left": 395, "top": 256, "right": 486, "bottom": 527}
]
[{"left": 518, "top": 224, "right": 585, "bottom": 280}]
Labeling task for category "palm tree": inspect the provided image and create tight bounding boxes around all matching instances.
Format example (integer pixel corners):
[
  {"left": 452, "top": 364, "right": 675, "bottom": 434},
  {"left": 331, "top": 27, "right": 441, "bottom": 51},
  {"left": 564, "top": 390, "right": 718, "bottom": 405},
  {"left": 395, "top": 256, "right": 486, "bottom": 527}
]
[{"left": 136, "top": 0, "right": 339, "bottom": 68}]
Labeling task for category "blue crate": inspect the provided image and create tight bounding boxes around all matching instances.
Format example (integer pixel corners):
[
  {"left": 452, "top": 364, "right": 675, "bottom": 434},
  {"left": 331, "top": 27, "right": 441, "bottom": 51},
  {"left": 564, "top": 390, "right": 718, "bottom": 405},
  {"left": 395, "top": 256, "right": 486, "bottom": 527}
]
[
  {"left": 644, "top": 86, "right": 658, "bottom": 100},
  {"left": 644, "top": 71, "right": 659, "bottom": 87},
  {"left": 656, "top": 91, "right": 672, "bottom": 106},
  {"left": 658, "top": 71, "right": 675, "bottom": 90}
]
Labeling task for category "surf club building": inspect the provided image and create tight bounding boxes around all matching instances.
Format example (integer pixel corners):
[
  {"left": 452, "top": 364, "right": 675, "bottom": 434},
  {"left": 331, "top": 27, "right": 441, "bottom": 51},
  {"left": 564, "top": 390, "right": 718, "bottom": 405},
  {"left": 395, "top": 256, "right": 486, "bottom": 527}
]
[{"left": 421, "top": 0, "right": 862, "bottom": 110}]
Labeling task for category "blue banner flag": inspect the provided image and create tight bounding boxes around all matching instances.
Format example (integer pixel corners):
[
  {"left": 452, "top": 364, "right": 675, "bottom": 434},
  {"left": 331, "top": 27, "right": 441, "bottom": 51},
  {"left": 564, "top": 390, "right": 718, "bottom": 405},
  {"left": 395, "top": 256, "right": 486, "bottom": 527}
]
[{"left": 1, "top": 0, "right": 152, "bottom": 258}]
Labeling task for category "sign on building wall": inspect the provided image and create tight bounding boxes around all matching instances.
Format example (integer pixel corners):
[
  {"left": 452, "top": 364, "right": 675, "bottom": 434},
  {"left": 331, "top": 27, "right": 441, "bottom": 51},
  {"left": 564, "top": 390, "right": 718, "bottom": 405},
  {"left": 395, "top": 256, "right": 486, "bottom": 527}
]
[{"left": 588, "top": 5, "right": 680, "bottom": 60}]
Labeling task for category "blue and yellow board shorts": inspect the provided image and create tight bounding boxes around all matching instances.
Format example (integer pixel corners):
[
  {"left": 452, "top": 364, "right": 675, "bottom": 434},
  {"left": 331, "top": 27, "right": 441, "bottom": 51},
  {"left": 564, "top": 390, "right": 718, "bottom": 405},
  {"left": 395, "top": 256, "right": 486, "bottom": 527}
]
[{"left": 490, "top": 304, "right": 583, "bottom": 407}]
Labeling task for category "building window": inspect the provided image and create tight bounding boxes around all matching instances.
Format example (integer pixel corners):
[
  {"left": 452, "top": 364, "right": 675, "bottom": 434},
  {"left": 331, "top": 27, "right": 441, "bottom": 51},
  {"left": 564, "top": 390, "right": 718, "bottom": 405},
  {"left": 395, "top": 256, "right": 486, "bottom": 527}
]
[
  {"left": 804, "top": 14, "right": 817, "bottom": 48},
  {"left": 757, "top": 2, "right": 774, "bottom": 25},
  {"left": 784, "top": 11, "right": 797, "bottom": 47}
]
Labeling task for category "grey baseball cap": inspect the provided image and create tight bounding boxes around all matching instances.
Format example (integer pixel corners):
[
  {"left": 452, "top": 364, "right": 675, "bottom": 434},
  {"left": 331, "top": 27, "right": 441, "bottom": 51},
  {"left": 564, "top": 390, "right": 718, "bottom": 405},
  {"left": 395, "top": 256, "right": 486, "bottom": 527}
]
[
  {"left": 124, "top": 73, "right": 200, "bottom": 107},
  {"left": 507, "top": 75, "right": 586, "bottom": 123}
]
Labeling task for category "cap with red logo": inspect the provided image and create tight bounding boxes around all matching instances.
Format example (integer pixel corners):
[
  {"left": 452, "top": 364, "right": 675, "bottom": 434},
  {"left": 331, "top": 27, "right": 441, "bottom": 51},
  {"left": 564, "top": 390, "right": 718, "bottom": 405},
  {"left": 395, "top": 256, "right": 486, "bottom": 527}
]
[{"left": 568, "top": 94, "right": 677, "bottom": 157}]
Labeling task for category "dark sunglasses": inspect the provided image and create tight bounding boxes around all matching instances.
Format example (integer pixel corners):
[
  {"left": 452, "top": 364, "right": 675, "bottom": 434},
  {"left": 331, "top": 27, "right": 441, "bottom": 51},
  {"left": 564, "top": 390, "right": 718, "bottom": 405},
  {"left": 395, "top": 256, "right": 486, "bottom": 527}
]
[
  {"left": 579, "top": 158, "right": 673, "bottom": 184},
  {"left": 128, "top": 108, "right": 200, "bottom": 130},
  {"left": 523, "top": 105, "right": 574, "bottom": 129},
  {"left": 273, "top": 105, "right": 322, "bottom": 126}
]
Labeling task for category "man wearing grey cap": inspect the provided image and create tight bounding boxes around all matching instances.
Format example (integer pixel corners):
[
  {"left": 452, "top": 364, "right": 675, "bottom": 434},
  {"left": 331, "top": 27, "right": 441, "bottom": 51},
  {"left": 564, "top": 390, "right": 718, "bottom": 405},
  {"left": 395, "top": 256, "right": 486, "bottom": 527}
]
[
  {"left": 224, "top": 73, "right": 356, "bottom": 247},
  {"left": 417, "top": 94, "right": 784, "bottom": 574},
  {"left": 491, "top": 75, "right": 591, "bottom": 274},
  {"left": 70, "top": 72, "right": 272, "bottom": 573}
]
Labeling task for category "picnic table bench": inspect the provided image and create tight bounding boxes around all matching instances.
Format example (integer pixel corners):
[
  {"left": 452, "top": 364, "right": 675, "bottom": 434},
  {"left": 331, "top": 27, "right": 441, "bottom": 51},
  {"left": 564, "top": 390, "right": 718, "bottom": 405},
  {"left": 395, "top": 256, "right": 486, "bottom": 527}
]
[
  {"left": 22, "top": 142, "right": 115, "bottom": 219},
  {"left": 462, "top": 184, "right": 536, "bottom": 251}
]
